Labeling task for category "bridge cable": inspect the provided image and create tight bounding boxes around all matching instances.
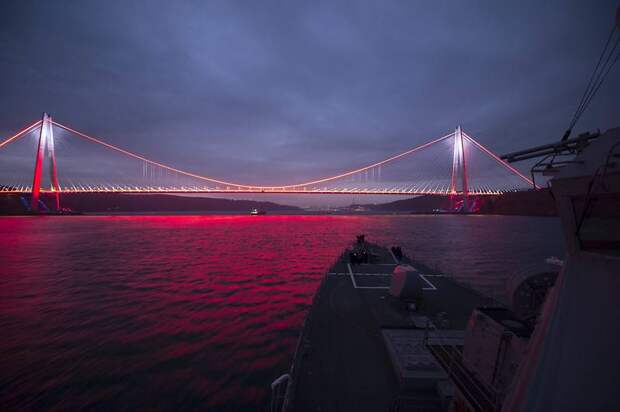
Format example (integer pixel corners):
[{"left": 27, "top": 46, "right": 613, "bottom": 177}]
[
  {"left": 0, "top": 120, "right": 42, "bottom": 149},
  {"left": 462, "top": 132, "right": 538, "bottom": 188},
  {"left": 52, "top": 120, "right": 454, "bottom": 190}
]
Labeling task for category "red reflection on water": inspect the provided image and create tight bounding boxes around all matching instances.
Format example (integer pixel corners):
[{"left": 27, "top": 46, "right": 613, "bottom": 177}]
[
  {"left": 0, "top": 214, "right": 563, "bottom": 410},
  {"left": 0, "top": 215, "right": 370, "bottom": 410}
]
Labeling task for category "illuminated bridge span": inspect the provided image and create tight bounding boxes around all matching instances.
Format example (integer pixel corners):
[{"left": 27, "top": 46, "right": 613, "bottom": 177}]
[{"left": 0, "top": 113, "right": 536, "bottom": 211}]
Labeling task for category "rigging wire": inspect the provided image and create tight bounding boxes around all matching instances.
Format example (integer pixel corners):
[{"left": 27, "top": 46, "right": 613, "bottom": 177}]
[
  {"left": 563, "top": 12, "right": 620, "bottom": 140},
  {"left": 576, "top": 36, "right": 620, "bottom": 121}
]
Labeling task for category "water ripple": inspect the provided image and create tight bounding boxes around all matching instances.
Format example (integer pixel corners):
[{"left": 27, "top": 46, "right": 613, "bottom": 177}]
[{"left": 0, "top": 215, "right": 562, "bottom": 410}]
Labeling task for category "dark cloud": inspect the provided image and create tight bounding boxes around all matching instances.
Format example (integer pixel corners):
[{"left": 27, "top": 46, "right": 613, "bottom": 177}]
[{"left": 1, "top": 0, "right": 618, "bottom": 186}]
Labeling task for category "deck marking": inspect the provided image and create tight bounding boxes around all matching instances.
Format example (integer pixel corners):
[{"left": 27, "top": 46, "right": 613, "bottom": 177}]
[
  {"left": 352, "top": 278, "right": 391, "bottom": 290},
  {"left": 347, "top": 264, "right": 392, "bottom": 289},
  {"left": 359, "top": 263, "right": 396, "bottom": 266},
  {"left": 355, "top": 286, "right": 390, "bottom": 289},
  {"left": 419, "top": 274, "right": 438, "bottom": 291},
  {"left": 388, "top": 249, "right": 399, "bottom": 264},
  {"left": 353, "top": 281, "right": 391, "bottom": 289},
  {"left": 347, "top": 263, "right": 358, "bottom": 288}
]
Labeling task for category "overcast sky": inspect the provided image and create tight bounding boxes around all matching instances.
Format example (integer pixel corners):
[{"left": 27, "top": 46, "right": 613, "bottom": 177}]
[{"left": 1, "top": 0, "right": 618, "bottom": 189}]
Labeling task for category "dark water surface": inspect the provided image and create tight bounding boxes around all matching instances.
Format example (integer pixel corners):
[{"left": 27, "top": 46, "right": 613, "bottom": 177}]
[{"left": 0, "top": 215, "right": 563, "bottom": 410}]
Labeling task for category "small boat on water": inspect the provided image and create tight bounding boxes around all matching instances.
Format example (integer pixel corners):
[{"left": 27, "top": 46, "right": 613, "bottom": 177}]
[{"left": 250, "top": 208, "right": 266, "bottom": 215}]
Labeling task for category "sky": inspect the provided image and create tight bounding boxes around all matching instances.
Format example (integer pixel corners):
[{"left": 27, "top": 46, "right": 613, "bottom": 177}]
[{"left": 0, "top": 1, "right": 618, "bottom": 205}]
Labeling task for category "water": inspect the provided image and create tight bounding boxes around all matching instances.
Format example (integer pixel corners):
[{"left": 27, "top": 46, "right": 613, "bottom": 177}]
[{"left": 0, "top": 215, "right": 563, "bottom": 410}]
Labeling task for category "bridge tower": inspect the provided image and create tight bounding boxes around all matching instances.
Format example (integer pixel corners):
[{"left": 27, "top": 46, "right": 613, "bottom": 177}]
[
  {"left": 30, "top": 112, "right": 60, "bottom": 212},
  {"left": 450, "top": 126, "right": 469, "bottom": 212}
]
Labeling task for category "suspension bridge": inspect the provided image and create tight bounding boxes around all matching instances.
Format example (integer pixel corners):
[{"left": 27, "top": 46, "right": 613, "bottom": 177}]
[{"left": 0, "top": 113, "right": 536, "bottom": 212}]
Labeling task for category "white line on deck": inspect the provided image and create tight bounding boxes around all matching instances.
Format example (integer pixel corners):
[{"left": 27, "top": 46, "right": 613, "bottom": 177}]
[
  {"left": 355, "top": 286, "right": 390, "bottom": 289},
  {"left": 359, "top": 263, "right": 396, "bottom": 266},
  {"left": 353, "top": 274, "right": 392, "bottom": 289},
  {"left": 419, "top": 274, "right": 438, "bottom": 291},
  {"left": 388, "top": 249, "right": 399, "bottom": 264},
  {"left": 347, "top": 263, "right": 358, "bottom": 288},
  {"left": 347, "top": 264, "right": 391, "bottom": 289}
]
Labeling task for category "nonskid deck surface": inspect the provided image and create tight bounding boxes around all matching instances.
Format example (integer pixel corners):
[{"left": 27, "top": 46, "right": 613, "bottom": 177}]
[{"left": 289, "top": 242, "right": 495, "bottom": 412}]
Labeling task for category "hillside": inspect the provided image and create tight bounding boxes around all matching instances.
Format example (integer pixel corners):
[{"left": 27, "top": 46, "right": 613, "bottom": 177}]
[
  {"left": 0, "top": 193, "right": 300, "bottom": 214},
  {"left": 367, "top": 189, "right": 557, "bottom": 216}
]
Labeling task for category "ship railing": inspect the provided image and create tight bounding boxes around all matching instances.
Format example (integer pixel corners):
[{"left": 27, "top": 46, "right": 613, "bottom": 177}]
[
  {"left": 424, "top": 327, "right": 501, "bottom": 412},
  {"left": 572, "top": 153, "right": 620, "bottom": 253},
  {"left": 270, "top": 254, "right": 334, "bottom": 412},
  {"left": 270, "top": 373, "right": 292, "bottom": 412}
]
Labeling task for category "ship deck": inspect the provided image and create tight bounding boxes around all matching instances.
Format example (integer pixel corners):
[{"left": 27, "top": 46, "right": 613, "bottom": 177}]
[{"left": 287, "top": 241, "right": 497, "bottom": 412}]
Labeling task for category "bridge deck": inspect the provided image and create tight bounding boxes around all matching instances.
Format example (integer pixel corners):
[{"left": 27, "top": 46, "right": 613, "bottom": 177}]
[{"left": 0, "top": 189, "right": 503, "bottom": 195}]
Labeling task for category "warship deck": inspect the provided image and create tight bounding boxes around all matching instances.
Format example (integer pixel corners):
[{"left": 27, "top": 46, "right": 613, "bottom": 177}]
[{"left": 285, "top": 241, "right": 498, "bottom": 412}]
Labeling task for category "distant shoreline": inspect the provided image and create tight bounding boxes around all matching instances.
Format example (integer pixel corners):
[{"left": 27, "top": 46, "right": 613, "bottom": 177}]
[
  {"left": 0, "top": 210, "right": 559, "bottom": 218},
  {"left": 0, "top": 190, "right": 557, "bottom": 217}
]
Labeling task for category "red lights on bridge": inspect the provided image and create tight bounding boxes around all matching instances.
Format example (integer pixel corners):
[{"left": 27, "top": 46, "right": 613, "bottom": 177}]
[{"left": 0, "top": 115, "right": 535, "bottom": 200}]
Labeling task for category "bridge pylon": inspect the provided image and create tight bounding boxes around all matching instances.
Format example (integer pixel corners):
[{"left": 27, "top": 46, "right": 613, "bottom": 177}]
[
  {"left": 30, "top": 112, "right": 60, "bottom": 212},
  {"left": 0, "top": 115, "right": 536, "bottom": 198},
  {"left": 450, "top": 126, "right": 469, "bottom": 213}
]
